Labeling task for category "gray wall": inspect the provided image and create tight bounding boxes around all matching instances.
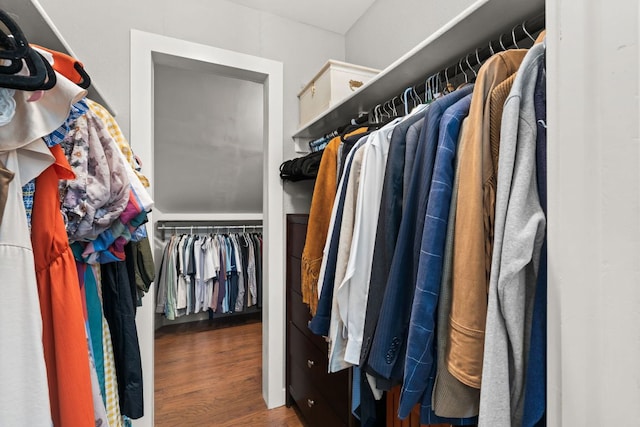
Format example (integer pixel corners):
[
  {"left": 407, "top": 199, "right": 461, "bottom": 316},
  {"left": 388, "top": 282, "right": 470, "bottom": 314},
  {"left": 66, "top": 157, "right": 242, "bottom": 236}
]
[
  {"left": 38, "top": 0, "right": 346, "bottom": 213},
  {"left": 345, "top": 0, "right": 477, "bottom": 70},
  {"left": 154, "top": 64, "right": 263, "bottom": 214}
]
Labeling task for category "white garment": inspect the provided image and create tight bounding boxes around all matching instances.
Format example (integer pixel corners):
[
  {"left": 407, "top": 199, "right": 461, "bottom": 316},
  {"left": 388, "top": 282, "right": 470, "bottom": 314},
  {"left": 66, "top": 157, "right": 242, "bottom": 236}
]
[
  {"left": 316, "top": 134, "right": 370, "bottom": 300},
  {"left": 0, "top": 145, "right": 53, "bottom": 426},
  {"left": 203, "top": 236, "right": 217, "bottom": 282},
  {"left": 202, "top": 236, "right": 217, "bottom": 310},
  {"left": 0, "top": 72, "right": 86, "bottom": 153},
  {"left": 228, "top": 234, "right": 243, "bottom": 312},
  {"left": 176, "top": 236, "right": 188, "bottom": 310},
  {"left": 328, "top": 141, "right": 369, "bottom": 373},
  {"left": 330, "top": 118, "right": 401, "bottom": 369},
  {"left": 193, "top": 237, "right": 205, "bottom": 313}
]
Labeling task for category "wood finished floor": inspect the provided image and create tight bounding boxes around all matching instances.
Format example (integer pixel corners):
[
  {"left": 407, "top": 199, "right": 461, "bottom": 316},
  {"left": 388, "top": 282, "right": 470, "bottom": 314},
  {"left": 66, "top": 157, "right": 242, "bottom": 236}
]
[{"left": 155, "top": 320, "right": 303, "bottom": 427}]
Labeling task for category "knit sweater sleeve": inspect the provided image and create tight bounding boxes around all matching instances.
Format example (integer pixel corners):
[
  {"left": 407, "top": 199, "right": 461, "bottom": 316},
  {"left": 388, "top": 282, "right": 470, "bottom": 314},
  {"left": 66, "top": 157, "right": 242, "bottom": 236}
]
[{"left": 478, "top": 45, "right": 546, "bottom": 427}]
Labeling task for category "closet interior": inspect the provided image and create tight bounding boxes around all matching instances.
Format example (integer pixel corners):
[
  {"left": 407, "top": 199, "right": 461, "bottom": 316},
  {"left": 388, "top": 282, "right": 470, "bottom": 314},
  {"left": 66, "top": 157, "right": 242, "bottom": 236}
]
[
  {"left": 1, "top": 0, "right": 637, "bottom": 426},
  {"left": 286, "top": 0, "right": 547, "bottom": 426},
  {"left": 151, "top": 60, "right": 265, "bottom": 328}
]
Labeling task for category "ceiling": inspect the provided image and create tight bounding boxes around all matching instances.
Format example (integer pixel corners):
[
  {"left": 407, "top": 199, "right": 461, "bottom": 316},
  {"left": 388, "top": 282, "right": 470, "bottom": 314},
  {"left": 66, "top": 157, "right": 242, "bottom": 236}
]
[{"left": 225, "top": 0, "right": 377, "bottom": 34}]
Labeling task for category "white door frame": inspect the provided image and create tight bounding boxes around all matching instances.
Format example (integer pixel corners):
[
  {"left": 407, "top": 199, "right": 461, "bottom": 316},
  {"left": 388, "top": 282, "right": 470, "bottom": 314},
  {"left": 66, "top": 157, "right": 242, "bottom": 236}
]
[{"left": 130, "top": 30, "right": 285, "bottom": 427}]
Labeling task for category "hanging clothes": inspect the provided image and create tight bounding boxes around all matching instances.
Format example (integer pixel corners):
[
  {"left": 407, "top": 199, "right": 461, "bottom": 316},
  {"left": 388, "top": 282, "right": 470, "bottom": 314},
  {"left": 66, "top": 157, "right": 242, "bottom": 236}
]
[
  {"left": 0, "top": 68, "right": 92, "bottom": 426},
  {"left": 432, "top": 117, "right": 481, "bottom": 418},
  {"left": 0, "top": 15, "right": 152, "bottom": 424},
  {"left": 32, "top": 144, "right": 96, "bottom": 427},
  {"left": 86, "top": 99, "right": 150, "bottom": 188},
  {"left": 156, "top": 231, "right": 263, "bottom": 319},
  {"left": 478, "top": 42, "right": 546, "bottom": 427},
  {"left": 367, "top": 85, "right": 474, "bottom": 396},
  {"left": 0, "top": 146, "right": 53, "bottom": 426},
  {"left": 447, "top": 49, "right": 527, "bottom": 392},
  {"left": 399, "top": 93, "right": 474, "bottom": 418},
  {"left": 102, "top": 260, "right": 145, "bottom": 419},
  {"left": 521, "top": 57, "right": 547, "bottom": 427},
  {"left": 301, "top": 128, "right": 367, "bottom": 315},
  {"left": 304, "top": 35, "right": 547, "bottom": 427}
]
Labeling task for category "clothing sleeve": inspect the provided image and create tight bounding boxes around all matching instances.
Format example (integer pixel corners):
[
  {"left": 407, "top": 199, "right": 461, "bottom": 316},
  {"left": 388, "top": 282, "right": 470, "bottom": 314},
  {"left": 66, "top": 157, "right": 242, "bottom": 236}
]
[
  {"left": 342, "top": 133, "right": 387, "bottom": 366},
  {"left": 478, "top": 92, "right": 545, "bottom": 426},
  {"left": 399, "top": 112, "right": 463, "bottom": 418}
]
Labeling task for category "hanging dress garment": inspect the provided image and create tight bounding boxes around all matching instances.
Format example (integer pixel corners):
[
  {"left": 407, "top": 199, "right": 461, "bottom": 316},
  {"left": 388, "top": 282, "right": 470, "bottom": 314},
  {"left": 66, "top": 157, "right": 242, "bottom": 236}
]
[
  {"left": 103, "top": 313, "right": 125, "bottom": 427},
  {"left": 31, "top": 144, "right": 95, "bottom": 427},
  {"left": 102, "top": 259, "right": 145, "bottom": 419},
  {"left": 0, "top": 146, "right": 53, "bottom": 426}
]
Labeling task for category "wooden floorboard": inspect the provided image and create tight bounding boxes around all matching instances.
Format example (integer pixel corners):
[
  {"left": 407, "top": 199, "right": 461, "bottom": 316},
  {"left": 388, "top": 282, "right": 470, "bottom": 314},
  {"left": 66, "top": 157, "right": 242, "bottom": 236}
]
[{"left": 155, "top": 320, "right": 303, "bottom": 427}]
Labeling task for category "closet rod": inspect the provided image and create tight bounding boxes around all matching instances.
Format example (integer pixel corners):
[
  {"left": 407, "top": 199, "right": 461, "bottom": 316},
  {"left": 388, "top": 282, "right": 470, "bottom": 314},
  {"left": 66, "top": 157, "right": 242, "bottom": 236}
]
[
  {"left": 369, "top": 12, "right": 545, "bottom": 119},
  {"left": 156, "top": 225, "right": 263, "bottom": 231},
  {"left": 156, "top": 224, "right": 263, "bottom": 240}
]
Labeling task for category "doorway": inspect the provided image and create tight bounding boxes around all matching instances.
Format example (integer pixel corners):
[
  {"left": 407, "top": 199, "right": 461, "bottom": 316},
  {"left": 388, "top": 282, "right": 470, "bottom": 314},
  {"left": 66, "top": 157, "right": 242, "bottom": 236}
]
[{"left": 130, "top": 30, "right": 285, "bottom": 427}]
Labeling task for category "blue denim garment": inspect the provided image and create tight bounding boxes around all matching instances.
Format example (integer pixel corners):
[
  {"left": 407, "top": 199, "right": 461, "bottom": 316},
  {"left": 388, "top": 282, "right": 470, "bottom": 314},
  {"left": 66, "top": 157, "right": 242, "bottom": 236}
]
[
  {"left": 22, "top": 98, "right": 90, "bottom": 227},
  {"left": 523, "top": 56, "right": 547, "bottom": 427},
  {"left": 398, "top": 94, "right": 474, "bottom": 423},
  {"left": 309, "top": 136, "right": 368, "bottom": 336},
  {"left": 366, "top": 85, "right": 474, "bottom": 388}
]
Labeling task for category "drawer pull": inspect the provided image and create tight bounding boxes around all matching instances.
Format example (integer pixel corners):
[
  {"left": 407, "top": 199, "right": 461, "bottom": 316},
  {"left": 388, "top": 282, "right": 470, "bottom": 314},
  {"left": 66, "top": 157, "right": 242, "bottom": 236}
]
[
  {"left": 307, "top": 359, "right": 315, "bottom": 368},
  {"left": 307, "top": 398, "right": 315, "bottom": 408}
]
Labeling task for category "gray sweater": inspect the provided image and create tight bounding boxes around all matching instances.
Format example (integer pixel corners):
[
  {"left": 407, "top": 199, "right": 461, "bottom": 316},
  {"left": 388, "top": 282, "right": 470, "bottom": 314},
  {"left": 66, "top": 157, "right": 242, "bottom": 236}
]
[{"left": 478, "top": 42, "right": 546, "bottom": 427}]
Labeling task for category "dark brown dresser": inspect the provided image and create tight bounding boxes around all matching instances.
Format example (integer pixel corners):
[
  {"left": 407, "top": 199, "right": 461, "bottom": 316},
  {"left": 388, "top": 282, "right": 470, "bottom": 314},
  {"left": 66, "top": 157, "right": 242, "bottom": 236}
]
[{"left": 286, "top": 214, "right": 356, "bottom": 427}]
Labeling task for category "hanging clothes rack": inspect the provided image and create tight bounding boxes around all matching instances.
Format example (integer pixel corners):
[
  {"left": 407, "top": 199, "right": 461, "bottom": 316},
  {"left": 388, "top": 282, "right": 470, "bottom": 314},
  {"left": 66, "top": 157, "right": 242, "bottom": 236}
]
[
  {"left": 156, "top": 222, "right": 263, "bottom": 240},
  {"left": 155, "top": 222, "right": 264, "bottom": 322},
  {"left": 317, "top": 13, "right": 546, "bottom": 134}
]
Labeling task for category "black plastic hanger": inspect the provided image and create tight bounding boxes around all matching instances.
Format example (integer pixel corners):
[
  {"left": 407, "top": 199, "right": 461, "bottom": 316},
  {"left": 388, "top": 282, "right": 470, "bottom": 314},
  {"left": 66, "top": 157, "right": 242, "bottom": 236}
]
[
  {"left": 0, "top": 10, "right": 56, "bottom": 91},
  {"left": 38, "top": 51, "right": 57, "bottom": 90},
  {"left": 74, "top": 62, "right": 91, "bottom": 89},
  {"left": 0, "top": 12, "right": 30, "bottom": 60}
]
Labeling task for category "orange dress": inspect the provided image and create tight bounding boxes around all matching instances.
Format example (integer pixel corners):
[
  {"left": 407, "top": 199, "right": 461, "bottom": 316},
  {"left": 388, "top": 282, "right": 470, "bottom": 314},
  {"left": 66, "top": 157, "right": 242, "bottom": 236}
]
[{"left": 31, "top": 144, "right": 95, "bottom": 427}]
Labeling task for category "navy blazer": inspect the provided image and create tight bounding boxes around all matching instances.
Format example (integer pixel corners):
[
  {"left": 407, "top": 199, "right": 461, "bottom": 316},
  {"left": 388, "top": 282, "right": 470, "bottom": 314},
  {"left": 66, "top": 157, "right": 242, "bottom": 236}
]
[
  {"left": 366, "top": 85, "right": 475, "bottom": 389},
  {"left": 399, "top": 93, "right": 474, "bottom": 423},
  {"left": 359, "top": 111, "right": 426, "bottom": 366}
]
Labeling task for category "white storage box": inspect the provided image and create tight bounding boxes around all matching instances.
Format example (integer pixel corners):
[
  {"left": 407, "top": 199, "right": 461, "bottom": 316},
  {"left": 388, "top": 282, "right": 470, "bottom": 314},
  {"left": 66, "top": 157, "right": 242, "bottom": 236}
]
[{"left": 298, "top": 60, "right": 379, "bottom": 127}]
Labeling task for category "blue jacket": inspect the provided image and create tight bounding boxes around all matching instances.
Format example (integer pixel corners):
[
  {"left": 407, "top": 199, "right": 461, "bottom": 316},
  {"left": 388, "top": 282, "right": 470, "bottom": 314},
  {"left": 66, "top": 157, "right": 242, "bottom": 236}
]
[
  {"left": 398, "top": 94, "right": 476, "bottom": 425},
  {"left": 360, "top": 111, "right": 426, "bottom": 365},
  {"left": 365, "top": 85, "right": 474, "bottom": 390},
  {"left": 522, "top": 56, "right": 547, "bottom": 427}
]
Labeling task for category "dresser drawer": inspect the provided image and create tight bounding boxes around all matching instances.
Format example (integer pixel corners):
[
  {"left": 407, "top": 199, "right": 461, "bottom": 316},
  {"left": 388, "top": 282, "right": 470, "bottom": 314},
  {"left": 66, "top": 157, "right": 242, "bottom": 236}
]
[
  {"left": 288, "top": 255, "right": 302, "bottom": 295},
  {"left": 289, "top": 290, "right": 328, "bottom": 352},
  {"left": 289, "top": 360, "right": 347, "bottom": 427},
  {"left": 289, "top": 322, "right": 349, "bottom": 415},
  {"left": 287, "top": 221, "right": 308, "bottom": 258}
]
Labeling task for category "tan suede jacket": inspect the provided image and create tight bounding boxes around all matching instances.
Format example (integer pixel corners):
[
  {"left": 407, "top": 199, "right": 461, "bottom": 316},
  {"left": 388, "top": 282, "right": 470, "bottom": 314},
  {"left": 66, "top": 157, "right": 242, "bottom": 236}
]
[{"left": 447, "top": 50, "right": 526, "bottom": 388}]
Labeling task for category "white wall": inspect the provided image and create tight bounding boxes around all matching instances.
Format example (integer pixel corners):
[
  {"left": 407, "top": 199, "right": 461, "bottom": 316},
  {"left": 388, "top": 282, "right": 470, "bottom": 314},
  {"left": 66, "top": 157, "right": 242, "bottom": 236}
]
[
  {"left": 345, "top": 0, "right": 477, "bottom": 70},
  {"left": 547, "top": 0, "right": 640, "bottom": 424},
  {"left": 154, "top": 64, "right": 264, "bottom": 214},
  {"left": 37, "top": 0, "right": 345, "bottom": 213}
]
